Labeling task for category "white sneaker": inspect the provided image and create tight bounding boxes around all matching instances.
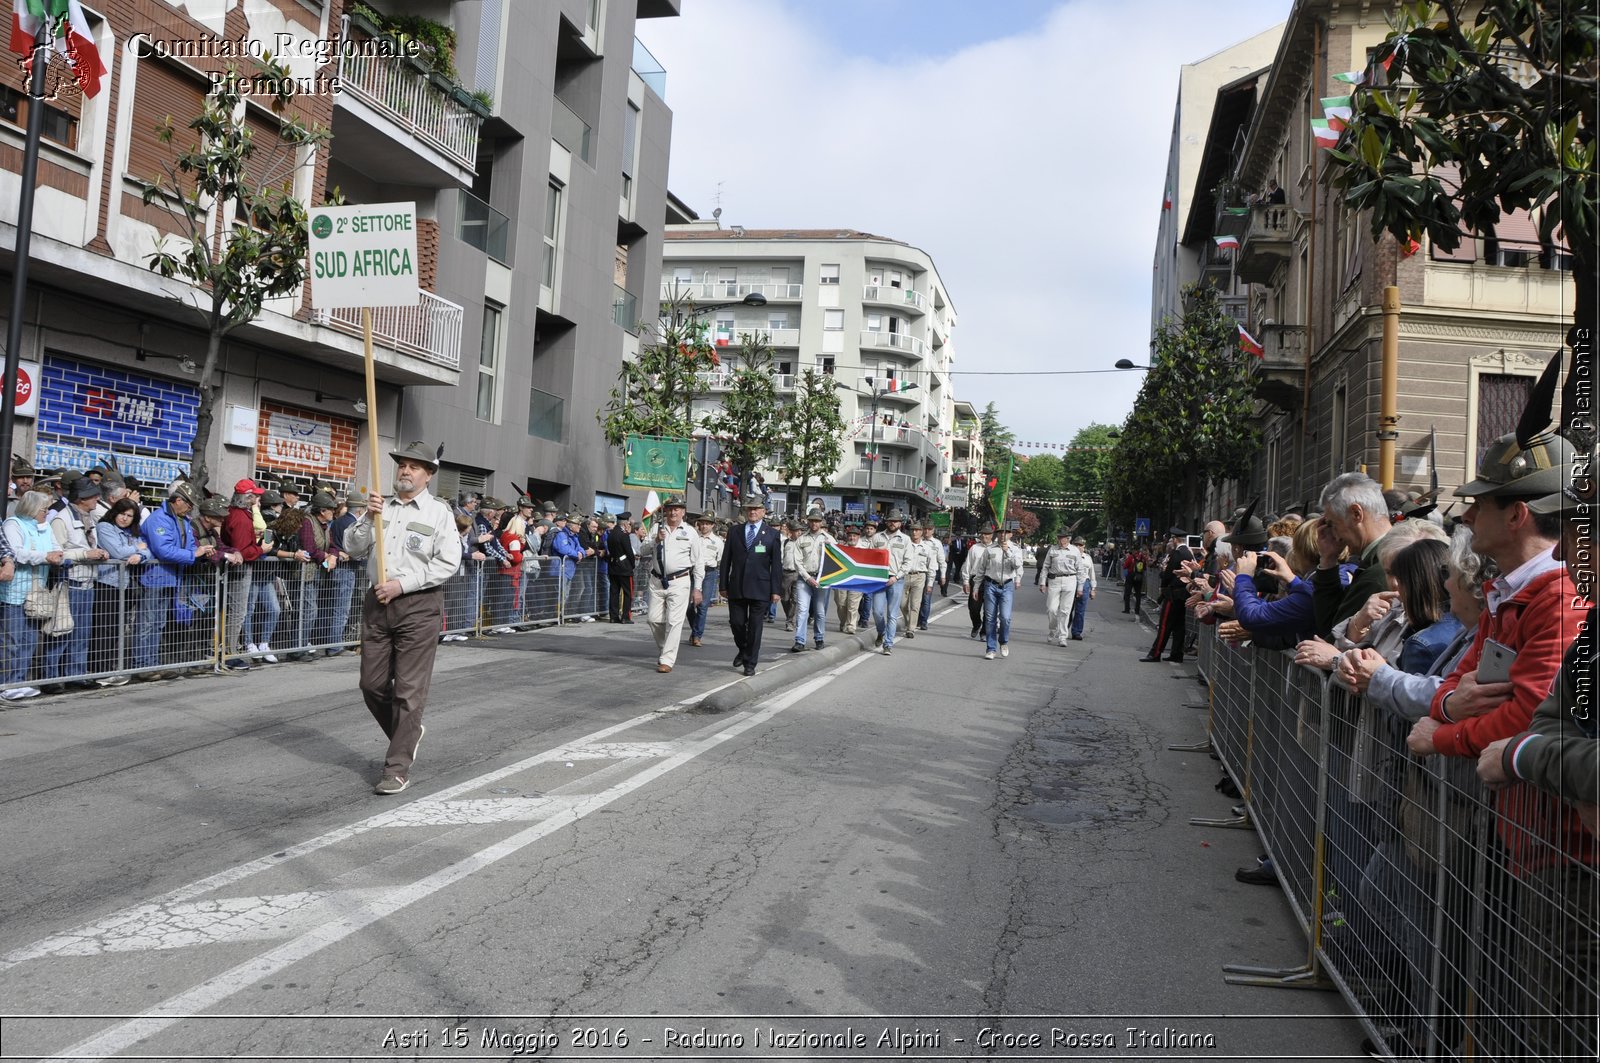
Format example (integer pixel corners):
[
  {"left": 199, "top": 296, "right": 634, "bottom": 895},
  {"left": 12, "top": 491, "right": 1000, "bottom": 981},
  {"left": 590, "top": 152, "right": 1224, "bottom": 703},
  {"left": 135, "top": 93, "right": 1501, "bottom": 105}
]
[
  {"left": 2, "top": 687, "right": 40, "bottom": 701},
  {"left": 261, "top": 644, "right": 278, "bottom": 664},
  {"left": 1000, "top": 644, "right": 1010, "bottom": 658},
  {"left": 580, "top": 616, "right": 595, "bottom": 623},
  {"left": 984, "top": 651, "right": 996, "bottom": 661},
  {"left": 245, "top": 642, "right": 259, "bottom": 655}
]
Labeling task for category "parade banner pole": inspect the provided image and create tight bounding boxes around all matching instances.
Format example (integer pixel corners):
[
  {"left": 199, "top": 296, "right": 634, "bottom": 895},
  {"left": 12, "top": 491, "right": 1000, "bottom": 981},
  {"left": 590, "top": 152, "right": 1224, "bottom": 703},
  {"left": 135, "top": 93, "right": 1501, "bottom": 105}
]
[
  {"left": 0, "top": 26, "right": 49, "bottom": 490},
  {"left": 362, "top": 306, "right": 386, "bottom": 586}
]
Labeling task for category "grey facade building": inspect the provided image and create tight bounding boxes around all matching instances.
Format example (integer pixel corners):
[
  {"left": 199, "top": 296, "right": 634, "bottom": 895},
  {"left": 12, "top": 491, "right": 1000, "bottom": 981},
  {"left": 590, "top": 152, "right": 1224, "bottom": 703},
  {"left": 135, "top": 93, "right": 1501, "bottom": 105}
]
[{"left": 1, "top": 0, "right": 676, "bottom": 514}]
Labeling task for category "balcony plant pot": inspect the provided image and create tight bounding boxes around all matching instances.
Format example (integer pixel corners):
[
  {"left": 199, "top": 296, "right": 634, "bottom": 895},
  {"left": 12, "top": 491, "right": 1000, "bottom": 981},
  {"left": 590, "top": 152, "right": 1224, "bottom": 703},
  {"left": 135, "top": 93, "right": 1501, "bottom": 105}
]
[{"left": 450, "top": 83, "right": 493, "bottom": 119}]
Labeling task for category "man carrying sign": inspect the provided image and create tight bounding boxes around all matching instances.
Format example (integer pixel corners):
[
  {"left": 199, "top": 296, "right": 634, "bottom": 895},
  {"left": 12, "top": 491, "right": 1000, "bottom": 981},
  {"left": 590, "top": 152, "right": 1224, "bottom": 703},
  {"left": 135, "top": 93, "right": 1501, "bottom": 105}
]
[{"left": 344, "top": 441, "right": 458, "bottom": 795}]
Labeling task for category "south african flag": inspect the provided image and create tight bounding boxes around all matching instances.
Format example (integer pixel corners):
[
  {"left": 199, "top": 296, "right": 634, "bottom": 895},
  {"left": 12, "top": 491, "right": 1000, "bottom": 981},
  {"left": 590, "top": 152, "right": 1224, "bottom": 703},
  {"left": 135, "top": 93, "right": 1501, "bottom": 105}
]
[{"left": 816, "top": 543, "right": 890, "bottom": 592}]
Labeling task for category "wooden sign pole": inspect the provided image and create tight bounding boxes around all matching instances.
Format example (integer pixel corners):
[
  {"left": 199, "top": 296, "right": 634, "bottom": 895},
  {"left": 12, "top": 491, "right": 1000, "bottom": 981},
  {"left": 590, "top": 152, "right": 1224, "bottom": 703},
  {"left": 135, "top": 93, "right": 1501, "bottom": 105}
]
[{"left": 363, "top": 306, "right": 387, "bottom": 586}]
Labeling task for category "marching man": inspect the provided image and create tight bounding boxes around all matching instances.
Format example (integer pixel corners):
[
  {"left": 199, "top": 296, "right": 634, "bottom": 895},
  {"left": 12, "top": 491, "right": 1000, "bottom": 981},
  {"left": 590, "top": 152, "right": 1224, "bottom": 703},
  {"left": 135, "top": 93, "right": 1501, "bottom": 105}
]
[
  {"left": 790, "top": 510, "right": 835, "bottom": 652},
  {"left": 1037, "top": 527, "right": 1082, "bottom": 647},
  {"left": 642, "top": 496, "right": 704, "bottom": 673}
]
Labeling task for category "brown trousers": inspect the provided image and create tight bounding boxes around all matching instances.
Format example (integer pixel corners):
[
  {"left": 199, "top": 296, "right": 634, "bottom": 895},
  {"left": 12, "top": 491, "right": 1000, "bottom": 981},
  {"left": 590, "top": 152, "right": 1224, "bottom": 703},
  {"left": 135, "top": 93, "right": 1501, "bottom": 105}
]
[{"left": 360, "top": 587, "right": 443, "bottom": 777}]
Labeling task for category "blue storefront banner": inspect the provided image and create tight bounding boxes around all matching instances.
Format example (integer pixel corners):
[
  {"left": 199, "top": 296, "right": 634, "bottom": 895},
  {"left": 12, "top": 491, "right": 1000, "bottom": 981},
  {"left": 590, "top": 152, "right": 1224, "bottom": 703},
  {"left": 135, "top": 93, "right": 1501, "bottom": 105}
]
[
  {"left": 33, "top": 355, "right": 199, "bottom": 482},
  {"left": 32, "top": 441, "right": 188, "bottom": 487}
]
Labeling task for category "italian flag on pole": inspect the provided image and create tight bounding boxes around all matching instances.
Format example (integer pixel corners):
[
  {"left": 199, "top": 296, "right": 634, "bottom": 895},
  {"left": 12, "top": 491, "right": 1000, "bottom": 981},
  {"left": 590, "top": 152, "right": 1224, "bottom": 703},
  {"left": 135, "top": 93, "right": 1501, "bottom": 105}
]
[
  {"left": 1214, "top": 234, "right": 1240, "bottom": 252},
  {"left": 9, "top": 0, "right": 105, "bottom": 97}
]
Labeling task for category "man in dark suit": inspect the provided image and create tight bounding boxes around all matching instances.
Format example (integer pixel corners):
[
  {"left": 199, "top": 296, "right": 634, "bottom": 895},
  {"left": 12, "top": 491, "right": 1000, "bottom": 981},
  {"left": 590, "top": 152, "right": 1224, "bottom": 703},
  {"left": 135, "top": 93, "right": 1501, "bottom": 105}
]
[
  {"left": 1141, "top": 526, "right": 1195, "bottom": 663},
  {"left": 720, "top": 497, "right": 783, "bottom": 676}
]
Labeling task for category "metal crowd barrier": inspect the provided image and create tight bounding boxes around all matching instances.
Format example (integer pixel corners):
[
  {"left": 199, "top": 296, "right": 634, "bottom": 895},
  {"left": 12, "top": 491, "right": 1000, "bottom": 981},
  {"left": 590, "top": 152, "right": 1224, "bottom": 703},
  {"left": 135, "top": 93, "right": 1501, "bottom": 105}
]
[
  {"left": 0, "top": 555, "right": 618, "bottom": 695},
  {"left": 1196, "top": 625, "right": 1599, "bottom": 1060}
]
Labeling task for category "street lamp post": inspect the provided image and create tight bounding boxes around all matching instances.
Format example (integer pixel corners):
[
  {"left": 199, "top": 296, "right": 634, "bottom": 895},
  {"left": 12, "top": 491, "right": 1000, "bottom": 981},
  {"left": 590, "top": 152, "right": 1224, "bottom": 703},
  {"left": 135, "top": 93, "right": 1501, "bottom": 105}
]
[{"left": 1114, "top": 359, "right": 1151, "bottom": 371}]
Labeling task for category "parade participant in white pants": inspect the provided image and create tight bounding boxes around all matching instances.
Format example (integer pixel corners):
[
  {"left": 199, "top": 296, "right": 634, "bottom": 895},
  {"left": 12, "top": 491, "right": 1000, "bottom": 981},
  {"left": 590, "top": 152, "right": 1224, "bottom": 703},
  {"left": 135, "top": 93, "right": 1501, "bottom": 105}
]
[
  {"left": 643, "top": 496, "right": 703, "bottom": 673},
  {"left": 1038, "top": 528, "right": 1082, "bottom": 646}
]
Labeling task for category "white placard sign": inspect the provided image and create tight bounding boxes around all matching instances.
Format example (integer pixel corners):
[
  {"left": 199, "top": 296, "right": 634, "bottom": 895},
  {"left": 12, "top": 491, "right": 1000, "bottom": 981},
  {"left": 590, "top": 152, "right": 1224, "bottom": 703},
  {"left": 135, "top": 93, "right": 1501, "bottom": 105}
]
[{"left": 307, "top": 203, "right": 420, "bottom": 309}]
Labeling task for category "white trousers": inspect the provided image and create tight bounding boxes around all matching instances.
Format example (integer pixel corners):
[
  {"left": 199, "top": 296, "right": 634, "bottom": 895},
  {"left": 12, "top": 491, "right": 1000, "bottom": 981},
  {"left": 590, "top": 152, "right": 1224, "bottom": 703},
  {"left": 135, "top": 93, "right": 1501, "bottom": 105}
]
[
  {"left": 648, "top": 578, "right": 692, "bottom": 666},
  {"left": 1045, "top": 576, "right": 1079, "bottom": 643}
]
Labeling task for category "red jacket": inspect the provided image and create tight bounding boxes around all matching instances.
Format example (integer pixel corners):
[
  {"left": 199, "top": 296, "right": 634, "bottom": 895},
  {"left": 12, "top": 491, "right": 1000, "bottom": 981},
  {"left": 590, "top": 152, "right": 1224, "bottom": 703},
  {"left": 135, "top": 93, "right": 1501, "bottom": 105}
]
[
  {"left": 1429, "top": 567, "right": 1585, "bottom": 756},
  {"left": 1429, "top": 564, "right": 1592, "bottom": 875},
  {"left": 221, "top": 507, "right": 265, "bottom": 562}
]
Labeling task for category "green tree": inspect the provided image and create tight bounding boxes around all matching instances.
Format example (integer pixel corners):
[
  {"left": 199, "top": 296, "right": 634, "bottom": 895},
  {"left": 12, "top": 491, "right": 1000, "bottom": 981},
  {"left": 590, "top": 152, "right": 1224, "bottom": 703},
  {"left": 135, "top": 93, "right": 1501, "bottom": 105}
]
[
  {"left": 1106, "top": 285, "right": 1259, "bottom": 529},
  {"left": 979, "top": 401, "right": 1016, "bottom": 453},
  {"left": 773, "top": 368, "right": 846, "bottom": 510},
  {"left": 1013, "top": 452, "right": 1065, "bottom": 542},
  {"left": 142, "top": 60, "right": 327, "bottom": 490},
  {"left": 1062, "top": 423, "right": 1120, "bottom": 542},
  {"left": 598, "top": 299, "right": 721, "bottom": 448},
  {"left": 703, "top": 334, "right": 783, "bottom": 497},
  {"left": 1328, "top": 0, "right": 1596, "bottom": 442}
]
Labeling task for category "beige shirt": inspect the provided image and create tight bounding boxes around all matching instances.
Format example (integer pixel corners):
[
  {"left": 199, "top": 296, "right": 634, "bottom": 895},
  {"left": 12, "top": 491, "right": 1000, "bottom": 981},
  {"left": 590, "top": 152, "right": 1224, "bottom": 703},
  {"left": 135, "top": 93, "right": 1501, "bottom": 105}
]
[
  {"left": 344, "top": 487, "right": 458, "bottom": 594},
  {"left": 793, "top": 528, "right": 836, "bottom": 580},
  {"left": 644, "top": 522, "right": 705, "bottom": 591},
  {"left": 884, "top": 529, "right": 914, "bottom": 578},
  {"left": 699, "top": 531, "right": 725, "bottom": 569}
]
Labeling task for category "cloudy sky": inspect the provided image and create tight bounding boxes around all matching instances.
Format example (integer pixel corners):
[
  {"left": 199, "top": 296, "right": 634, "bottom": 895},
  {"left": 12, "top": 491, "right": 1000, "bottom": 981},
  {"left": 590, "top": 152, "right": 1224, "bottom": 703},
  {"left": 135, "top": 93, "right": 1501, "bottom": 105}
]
[{"left": 639, "top": 0, "right": 1289, "bottom": 452}]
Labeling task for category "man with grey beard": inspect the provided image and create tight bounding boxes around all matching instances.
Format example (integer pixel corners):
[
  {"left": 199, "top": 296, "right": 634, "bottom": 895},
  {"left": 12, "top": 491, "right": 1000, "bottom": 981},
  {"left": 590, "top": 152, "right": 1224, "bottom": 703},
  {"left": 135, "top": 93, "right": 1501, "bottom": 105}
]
[{"left": 344, "top": 442, "right": 459, "bottom": 795}]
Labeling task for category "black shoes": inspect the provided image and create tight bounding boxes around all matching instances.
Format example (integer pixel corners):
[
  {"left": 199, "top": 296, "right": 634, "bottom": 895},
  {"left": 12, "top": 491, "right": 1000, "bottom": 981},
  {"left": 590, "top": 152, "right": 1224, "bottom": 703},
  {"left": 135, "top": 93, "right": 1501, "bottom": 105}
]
[
  {"left": 1235, "top": 858, "right": 1280, "bottom": 887},
  {"left": 1139, "top": 655, "right": 1162, "bottom": 663},
  {"left": 732, "top": 655, "right": 745, "bottom": 667},
  {"left": 742, "top": 665, "right": 757, "bottom": 677},
  {"left": 789, "top": 644, "right": 805, "bottom": 653}
]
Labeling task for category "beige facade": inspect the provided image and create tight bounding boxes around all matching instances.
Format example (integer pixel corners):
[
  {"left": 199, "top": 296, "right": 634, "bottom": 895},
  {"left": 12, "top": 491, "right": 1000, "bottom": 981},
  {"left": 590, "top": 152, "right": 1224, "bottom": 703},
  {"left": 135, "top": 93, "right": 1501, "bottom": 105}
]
[
  {"left": 662, "top": 226, "right": 961, "bottom": 518},
  {"left": 1176, "top": 0, "right": 1572, "bottom": 521}
]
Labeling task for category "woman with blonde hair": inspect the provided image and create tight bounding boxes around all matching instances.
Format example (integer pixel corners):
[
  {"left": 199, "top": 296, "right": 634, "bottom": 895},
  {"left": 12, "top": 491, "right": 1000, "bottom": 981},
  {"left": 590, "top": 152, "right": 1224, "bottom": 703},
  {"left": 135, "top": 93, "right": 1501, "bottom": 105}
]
[{"left": 1223, "top": 516, "right": 1352, "bottom": 650}]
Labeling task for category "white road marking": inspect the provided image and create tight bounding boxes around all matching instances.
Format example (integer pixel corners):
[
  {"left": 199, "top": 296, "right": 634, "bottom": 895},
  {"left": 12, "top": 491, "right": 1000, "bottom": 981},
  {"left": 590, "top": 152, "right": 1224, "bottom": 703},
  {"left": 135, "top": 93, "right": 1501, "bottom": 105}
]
[{"left": 37, "top": 652, "right": 874, "bottom": 1063}]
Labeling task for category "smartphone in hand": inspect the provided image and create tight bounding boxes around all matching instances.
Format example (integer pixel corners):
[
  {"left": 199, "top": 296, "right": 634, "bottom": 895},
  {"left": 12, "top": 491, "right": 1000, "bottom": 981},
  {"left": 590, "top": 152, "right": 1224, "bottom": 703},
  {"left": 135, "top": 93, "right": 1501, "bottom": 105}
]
[{"left": 1477, "top": 638, "right": 1517, "bottom": 684}]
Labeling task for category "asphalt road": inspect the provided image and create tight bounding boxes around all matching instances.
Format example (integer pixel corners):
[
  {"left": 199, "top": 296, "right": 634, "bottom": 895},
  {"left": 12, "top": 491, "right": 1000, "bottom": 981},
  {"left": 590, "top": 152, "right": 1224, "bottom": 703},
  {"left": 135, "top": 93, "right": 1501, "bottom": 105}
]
[{"left": 0, "top": 582, "right": 1366, "bottom": 1061}]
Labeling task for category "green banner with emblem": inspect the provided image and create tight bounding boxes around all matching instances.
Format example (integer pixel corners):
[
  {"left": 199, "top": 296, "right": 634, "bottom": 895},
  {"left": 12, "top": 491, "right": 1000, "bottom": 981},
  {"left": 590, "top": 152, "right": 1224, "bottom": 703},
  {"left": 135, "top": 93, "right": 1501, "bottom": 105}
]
[{"left": 623, "top": 434, "right": 691, "bottom": 491}]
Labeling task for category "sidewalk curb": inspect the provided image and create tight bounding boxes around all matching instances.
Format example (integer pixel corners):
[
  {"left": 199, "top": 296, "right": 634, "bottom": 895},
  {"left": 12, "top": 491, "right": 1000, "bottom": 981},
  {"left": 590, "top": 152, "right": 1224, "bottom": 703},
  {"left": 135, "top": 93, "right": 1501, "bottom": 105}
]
[{"left": 691, "top": 631, "right": 876, "bottom": 715}]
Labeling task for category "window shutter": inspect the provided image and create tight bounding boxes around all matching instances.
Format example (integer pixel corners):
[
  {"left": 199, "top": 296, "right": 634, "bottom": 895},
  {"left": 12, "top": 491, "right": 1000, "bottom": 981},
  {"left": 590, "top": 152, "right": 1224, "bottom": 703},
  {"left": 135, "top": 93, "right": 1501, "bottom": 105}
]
[{"left": 127, "top": 61, "right": 207, "bottom": 187}]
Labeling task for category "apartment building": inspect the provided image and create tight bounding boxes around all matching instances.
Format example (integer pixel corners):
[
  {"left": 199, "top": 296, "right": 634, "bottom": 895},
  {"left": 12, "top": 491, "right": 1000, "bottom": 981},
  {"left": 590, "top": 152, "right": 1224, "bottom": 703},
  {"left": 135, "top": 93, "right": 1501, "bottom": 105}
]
[
  {"left": 1150, "top": 22, "right": 1284, "bottom": 337},
  {"left": 1173, "top": 0, "right": 1572, "bottom": 518},
  {"left": 2, "top": 0, "right": 676, "bottom": 513},
  {"left": 661, "top": 225, "right": 960, "bottom": 518}
]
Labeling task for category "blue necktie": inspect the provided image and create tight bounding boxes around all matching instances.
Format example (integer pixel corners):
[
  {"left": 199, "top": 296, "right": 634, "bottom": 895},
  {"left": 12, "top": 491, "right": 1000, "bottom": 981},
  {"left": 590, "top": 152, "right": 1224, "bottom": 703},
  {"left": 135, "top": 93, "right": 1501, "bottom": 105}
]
[{"left": 746, "top": 523, "right": 756, "bottom": 549}]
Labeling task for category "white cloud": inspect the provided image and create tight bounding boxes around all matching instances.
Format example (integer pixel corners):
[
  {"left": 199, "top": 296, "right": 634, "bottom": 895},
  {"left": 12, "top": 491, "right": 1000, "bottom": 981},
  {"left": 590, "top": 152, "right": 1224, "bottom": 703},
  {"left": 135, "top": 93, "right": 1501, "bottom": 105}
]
[{"left": 641, "top": 0, "right": 1289, "bottom": 446}]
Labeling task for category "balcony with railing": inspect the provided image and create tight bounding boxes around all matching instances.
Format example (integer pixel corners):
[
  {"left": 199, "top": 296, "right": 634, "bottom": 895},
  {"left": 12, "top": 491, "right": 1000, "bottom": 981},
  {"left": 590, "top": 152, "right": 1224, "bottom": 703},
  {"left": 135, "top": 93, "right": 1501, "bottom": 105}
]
[
  {"left": 612, "top": 285, "right": 639, "bottom": 330},
  {"left": 838, "top": 468, "right": 939, "bottom": 503},
  {"left": 1250, "top": 323, "right": 1306, "bottom": 412},
  {"left": 452, "top": 190, "right": 510, "bottom": 264},
  {"left": 859, "top": 331, "right": 926, "bottom": 358},
  {"left": 313, "top": 290, "right": 465, "bottom": 372},
  {"left": 632, "top": 38, "right": 667, "bottom": 99},
  {"left": 1237, "top": 204, "right": 1295, "bottom": 285},
  {"left": 552, "top": 97, "right": 594, "bottom": 166},
  {"left": 862, "top": 285, "right": 927, "bottom": 312},
  {"left": 660, "top": 280, "right": 804, "bottom": 302},
  {"left": 333, "top": 23, "right": 484, "bottom": 186}
]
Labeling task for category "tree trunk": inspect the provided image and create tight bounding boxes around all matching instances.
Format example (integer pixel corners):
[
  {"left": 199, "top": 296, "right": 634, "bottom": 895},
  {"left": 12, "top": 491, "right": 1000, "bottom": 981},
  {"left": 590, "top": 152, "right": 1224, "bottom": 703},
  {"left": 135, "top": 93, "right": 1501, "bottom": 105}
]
[{"left": 187, "top": 325, "right": 225, "bottom": 491}]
